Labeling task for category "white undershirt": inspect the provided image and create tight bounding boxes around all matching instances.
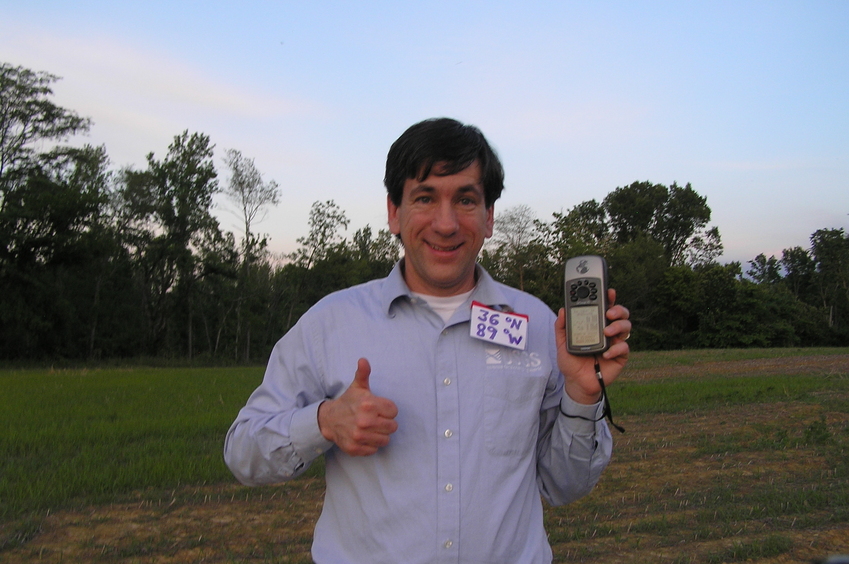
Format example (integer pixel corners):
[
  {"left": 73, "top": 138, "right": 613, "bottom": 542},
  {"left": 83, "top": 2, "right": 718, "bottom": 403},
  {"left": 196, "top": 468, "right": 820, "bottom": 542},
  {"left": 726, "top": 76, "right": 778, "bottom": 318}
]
[{"left": 412, "top": 289, "right": 475, "bottom": 323}]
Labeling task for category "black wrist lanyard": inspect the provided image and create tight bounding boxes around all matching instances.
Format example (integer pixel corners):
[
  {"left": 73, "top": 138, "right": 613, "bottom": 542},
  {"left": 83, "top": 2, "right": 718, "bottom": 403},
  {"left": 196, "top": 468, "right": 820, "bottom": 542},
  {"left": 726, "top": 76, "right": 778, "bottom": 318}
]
[{"left": 559, "top": 356, "right": 625, "bottom": 433}]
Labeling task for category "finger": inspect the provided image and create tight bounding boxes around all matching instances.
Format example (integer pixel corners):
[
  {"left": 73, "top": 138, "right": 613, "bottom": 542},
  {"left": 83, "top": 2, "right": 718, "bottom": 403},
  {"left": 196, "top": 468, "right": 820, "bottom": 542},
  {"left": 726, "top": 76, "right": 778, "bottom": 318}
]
[
  {"left": 607, "top": 288, "right": 617, "bottom": 307},
  {"left": 352, "top": 357, "right": 371, "bottom": 390},
  {"left": 606, "top": 304, "right": 630, "bottom": 321},
  {"left": 351, "top": 412, "right": 398, "bottom": 451},
  {"left": 368, "top": 414, "right": 399, "bottom": 436},
  {"left": 602, "top": 340, "right": 630, "bottom": 362},
  {"left": 604, "top": 319, "right": 632, "bottom": 337},
  {"left": 343, "top": 433, "right": 386, "bottom": 457},
  {"left": 351, "top": 422, "right": 395, "bottom": 444},
  {"left": 367, "top": 396, "right": 399, "bottom": 421},
  {"left": 351, "top": 431, "right": 392, "bottom": 455}
]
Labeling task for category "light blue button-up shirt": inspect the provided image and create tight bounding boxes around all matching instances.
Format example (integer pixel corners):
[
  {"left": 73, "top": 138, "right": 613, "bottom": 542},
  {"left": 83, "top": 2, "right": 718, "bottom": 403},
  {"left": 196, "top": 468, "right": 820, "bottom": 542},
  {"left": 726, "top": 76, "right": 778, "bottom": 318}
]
[{"left": 224, "top": 262, "right": 612, "bottom": 564}]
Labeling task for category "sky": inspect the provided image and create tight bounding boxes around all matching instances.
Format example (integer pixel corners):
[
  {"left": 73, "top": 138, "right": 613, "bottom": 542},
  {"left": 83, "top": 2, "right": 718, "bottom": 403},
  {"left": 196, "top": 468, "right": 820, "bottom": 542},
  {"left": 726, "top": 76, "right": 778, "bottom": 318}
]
[{"left": 2, "top": 1, "right": 847, "bottom": 265}]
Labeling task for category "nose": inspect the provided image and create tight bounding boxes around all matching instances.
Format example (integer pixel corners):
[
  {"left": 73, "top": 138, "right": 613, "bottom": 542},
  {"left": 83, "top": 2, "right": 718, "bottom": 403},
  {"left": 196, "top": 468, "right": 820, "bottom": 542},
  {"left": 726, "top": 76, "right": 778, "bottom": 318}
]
[{"left": 432, "top": 201, "right": 459, "bottom": 235}]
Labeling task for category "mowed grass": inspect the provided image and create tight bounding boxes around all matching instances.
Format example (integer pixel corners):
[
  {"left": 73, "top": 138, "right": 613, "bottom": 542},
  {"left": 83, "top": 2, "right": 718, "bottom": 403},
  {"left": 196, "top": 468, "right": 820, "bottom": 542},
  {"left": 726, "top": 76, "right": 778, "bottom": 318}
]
[
  {"left": 1, "top": 348, "right": 849, "bottom": 563},
  {"left": 546, "top": 347, "right": 849, "bottom": 562},
  {"left": 0, "top": 366, "right": 264, "bottom": 520}
]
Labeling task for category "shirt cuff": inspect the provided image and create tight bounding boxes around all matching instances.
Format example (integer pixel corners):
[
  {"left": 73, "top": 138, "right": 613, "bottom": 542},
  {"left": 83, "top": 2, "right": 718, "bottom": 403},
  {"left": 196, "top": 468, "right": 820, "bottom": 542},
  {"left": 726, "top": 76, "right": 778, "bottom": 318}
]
[
  {"left": 289, "top": 400, "right": 334, "bottom": 463},
  {"left": 559, "top": 393, "right": 605, "bottom": 434}
]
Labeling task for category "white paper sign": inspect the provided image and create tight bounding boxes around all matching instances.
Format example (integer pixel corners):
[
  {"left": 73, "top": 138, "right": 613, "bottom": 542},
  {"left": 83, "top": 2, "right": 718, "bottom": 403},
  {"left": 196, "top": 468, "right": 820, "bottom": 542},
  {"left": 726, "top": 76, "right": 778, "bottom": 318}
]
[{"left": 470, "top": 301, "right": 529, "bottom": 350}]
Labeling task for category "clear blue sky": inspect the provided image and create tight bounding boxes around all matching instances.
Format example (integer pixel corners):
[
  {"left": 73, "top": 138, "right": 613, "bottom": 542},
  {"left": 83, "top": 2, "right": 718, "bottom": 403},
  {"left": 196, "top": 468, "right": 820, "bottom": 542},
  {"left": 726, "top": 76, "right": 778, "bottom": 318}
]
[{"left": 2, "top": 1, "right": 847, "bottom": 265}]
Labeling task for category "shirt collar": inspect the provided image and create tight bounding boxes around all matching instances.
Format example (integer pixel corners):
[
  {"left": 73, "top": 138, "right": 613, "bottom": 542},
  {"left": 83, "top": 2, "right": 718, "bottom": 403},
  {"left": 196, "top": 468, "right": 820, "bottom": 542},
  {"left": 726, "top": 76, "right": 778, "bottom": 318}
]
[{"left": 381, "top": 260, "right": 513, "bottom": 318}]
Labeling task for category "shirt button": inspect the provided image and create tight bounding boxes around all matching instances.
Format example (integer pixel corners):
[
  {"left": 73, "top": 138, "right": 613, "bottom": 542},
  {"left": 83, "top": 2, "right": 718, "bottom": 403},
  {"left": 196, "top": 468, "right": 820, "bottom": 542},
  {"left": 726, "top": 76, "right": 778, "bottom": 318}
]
[
  {"left": 445, "top": 483, "right": 453, "bottom": 492},
  {"left": 444, "top": 540, "right": 453, "bottom": 549},
  {"left": 444, "top": 429, "right": 453, "bottom": 438},
  {"left": 443, "top": 377, "right": 451, "bottom": 386}
]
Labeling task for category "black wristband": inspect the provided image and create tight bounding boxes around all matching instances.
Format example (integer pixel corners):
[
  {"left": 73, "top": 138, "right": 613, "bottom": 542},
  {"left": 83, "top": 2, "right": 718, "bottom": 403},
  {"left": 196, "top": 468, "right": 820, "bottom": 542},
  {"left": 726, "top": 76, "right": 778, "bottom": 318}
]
[
  {"left": 559, "top": 396, "right": 607, "bottom": 423},
  {"left": 559, "top": 357, "right": 625, "bottom": 433}
]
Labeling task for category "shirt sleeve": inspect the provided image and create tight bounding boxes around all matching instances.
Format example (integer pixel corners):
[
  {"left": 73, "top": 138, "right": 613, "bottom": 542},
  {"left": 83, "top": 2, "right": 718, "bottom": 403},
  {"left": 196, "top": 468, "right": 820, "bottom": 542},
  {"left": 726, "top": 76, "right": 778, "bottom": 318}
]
[
  {"left": 533, "top": 319, "right": 614, "bottom": 506},
  {"left": 223, "top": 317, "right": 335, "bottom": 486}
]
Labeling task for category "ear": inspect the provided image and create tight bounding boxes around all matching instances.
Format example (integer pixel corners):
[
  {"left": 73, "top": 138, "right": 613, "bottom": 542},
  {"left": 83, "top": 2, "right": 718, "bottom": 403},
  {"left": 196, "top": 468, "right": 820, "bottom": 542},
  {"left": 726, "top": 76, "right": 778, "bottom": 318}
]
[
  {"left": 484, "top": 204, "right": 495, "bottom": 238},
  {"left": 387, "top": 195, "right": 401, "bottom": 235}
]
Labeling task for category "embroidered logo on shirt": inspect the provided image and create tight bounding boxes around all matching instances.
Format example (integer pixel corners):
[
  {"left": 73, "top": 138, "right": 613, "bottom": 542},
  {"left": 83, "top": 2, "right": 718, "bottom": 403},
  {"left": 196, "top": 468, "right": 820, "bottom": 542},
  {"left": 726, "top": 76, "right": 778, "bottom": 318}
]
[
  {"left": 485, "top": 348, "right": 504, "bottom": 365},
  {"left": 484, "top": 347, "right": 542, "bottom": 369}
]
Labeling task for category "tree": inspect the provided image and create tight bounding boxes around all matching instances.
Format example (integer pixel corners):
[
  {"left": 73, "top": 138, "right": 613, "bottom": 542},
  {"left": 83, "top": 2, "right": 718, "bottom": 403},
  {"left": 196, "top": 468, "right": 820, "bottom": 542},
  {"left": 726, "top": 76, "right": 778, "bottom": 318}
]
[
  {"left": 0, "top": 62, "right": 132, "bottom": 360},
  {"left": 693, "top": 262, "right": 744, "bottom": 348},
  {"left": 0, "top": 62, "right": 91, "bottom": 199},
  {"left": 603, "top": 181, "right": 668, "bottom": 244},
  {"left": 509, "top": 200, "right": 609, "bottom": 309},
  {"left": 0, "top": 146, "right": 110, "bottom": 266},
  {"left": 351, "top": 225, "right": 400, "bottom": 268},
  {"left": 285, "top": 200, "right": 350, "bottom": 328},
  {"left": 780, "top": 246, "right": 815, "bottom": 300},
  {"left": 535, "top": 200, "right": 609, "bottom": 265},
  {"left": 602, "top": 181, "right": 716, "bottom": 266},
  {"left": 746, "top": 253, "right": 782, "bottom": 285},
  {"left": 0, "top": 62, "right": 96, "bottom": 269},
  {"left": 810, "top": 228, "right": 849, "bottom": 330},
  {"left": 606, "top": 235, "right": 668, "bottom": 347},
  {"left": 654, "top": 182, "right": 713, "bottom": 265},
  {"left": 0, "top": 144, "right": 136, "bottom": 359},
  {"left": 117, "top": 131, "right": 220, "bottom": 355},
  {"left": 221, "top": 148, "right": 280, "bottom": 361},
  {"left": 685, "top": 226, "right": 723, "bottom": 268},
  {"left": 221, "top": 148, "right": 280, "bottom": 263},
  {"left": 291, "top": 200, "right": 350, "bottom": 269},
  {"left": 489, "top": 204, "right": 537, "bottom": 291},
  {"left": 646, "top": 265, "right": 700, "bottom": 349}
]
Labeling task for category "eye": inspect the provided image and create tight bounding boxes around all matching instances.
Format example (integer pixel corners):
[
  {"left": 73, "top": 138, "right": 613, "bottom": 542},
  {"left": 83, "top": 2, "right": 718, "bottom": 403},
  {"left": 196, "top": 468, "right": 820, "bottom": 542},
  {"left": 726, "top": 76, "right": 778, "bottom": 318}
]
[{"left": 415, "top": 195, "right": 432, "bottom": 204}]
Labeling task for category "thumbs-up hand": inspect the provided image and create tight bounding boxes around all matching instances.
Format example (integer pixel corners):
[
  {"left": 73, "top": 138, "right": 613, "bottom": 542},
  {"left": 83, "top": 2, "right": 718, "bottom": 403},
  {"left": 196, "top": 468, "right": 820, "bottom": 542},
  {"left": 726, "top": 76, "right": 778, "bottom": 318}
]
[{"left": 317, "top": 358, "right": 399, "bottom": 456}]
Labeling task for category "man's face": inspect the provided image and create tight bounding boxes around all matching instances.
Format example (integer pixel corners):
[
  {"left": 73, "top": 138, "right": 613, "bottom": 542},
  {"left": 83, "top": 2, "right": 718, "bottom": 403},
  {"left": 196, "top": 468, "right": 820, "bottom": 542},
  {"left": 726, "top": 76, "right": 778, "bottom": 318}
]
[{"left": 388, "top": 161, "right": 494, "bottom": 296}]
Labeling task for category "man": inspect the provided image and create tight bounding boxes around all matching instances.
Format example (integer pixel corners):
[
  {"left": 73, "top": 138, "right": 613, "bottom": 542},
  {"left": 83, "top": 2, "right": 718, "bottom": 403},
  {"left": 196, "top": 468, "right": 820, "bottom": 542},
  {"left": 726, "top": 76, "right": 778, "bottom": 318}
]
[{"left": 224, "top": 118, "right": 631, "bottom": 563}]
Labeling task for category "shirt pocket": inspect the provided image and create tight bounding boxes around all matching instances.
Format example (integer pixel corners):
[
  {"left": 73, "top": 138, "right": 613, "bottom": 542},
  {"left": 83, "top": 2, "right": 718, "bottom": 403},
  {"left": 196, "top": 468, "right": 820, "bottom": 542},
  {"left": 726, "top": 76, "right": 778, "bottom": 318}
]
[{"left": 484, "top": 373, "right": 547, "bottom": 457}]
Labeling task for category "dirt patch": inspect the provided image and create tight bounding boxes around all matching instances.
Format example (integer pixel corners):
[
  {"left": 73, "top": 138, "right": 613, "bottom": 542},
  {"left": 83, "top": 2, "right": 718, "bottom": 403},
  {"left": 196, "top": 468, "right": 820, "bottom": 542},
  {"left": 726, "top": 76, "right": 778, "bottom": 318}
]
[
  {"left": 623, "top": 353, "right": 849, "bottom": 381},
  {"left": 2, "top": 480, "right": 323, "bottom": 563},
  {"left": 553, "top": 402, "right": 849, "bottom": 563}
]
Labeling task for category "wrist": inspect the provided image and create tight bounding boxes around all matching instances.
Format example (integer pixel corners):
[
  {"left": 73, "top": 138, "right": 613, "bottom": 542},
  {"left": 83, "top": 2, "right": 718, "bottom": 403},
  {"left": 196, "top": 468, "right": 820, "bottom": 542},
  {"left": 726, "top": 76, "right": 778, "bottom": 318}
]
[
  {"left": 317, "top": 399, "right": 334, "bottom": 442},
  {"left": 564, "top": 384, "right": 602, "bottom": 405}
]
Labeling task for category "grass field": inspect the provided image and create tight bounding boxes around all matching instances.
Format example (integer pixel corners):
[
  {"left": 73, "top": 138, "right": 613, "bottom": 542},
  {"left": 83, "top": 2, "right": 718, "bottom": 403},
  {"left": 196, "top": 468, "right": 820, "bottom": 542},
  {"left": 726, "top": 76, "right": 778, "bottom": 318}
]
[{"left": 1, "top": 348, "right": 848, "bottom": 563}]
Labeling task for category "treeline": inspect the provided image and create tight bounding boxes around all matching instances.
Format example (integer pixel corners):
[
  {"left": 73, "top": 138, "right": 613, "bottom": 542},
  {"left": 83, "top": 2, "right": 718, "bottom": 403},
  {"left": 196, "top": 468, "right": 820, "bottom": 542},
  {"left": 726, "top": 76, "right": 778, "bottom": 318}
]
[
  {"left": 0, "top": 62, "right": 399, "bottom": 362},
  {"left": 1, "top": 61, "right": 847, "bottom": 362},
  {"left": 482, "top": 194, "right": 849, "bottom": 349}
]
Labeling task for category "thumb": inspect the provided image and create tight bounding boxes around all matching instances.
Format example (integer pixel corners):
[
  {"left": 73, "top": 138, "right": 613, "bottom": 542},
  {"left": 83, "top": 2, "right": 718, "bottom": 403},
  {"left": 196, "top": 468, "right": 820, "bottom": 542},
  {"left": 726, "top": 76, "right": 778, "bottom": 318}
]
[{"left": 351, "top": 357, "right": 371, "bottom": 390}]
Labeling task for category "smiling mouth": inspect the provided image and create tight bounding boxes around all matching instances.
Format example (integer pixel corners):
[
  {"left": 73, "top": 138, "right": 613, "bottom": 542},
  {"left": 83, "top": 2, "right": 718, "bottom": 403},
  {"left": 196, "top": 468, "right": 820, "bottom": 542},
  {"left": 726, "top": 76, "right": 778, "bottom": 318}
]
[{"left": 429, "top": 242, "right": 462, "bottom": 252}]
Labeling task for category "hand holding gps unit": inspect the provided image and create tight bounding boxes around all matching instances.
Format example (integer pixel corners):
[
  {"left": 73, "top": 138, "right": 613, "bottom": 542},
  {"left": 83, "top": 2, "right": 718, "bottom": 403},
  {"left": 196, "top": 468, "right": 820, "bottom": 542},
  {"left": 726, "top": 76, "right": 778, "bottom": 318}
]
[{"left": 564, "top": 255, "right": 609, "bottom": 355}]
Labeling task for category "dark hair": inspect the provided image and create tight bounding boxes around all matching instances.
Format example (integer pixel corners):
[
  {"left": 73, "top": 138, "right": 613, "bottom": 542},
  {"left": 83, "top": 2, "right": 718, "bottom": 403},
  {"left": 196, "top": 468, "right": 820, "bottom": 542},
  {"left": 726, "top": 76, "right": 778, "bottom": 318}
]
[{"left": 384, "top": 118, "right": 505, "bottom": 208}]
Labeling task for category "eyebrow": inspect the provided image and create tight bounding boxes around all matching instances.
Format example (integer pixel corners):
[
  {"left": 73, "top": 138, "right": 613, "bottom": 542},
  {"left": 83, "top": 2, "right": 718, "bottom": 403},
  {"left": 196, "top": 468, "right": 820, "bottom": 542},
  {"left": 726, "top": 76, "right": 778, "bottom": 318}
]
[{"left": 408, "top": 184, "right": 483, "bottom": 198}]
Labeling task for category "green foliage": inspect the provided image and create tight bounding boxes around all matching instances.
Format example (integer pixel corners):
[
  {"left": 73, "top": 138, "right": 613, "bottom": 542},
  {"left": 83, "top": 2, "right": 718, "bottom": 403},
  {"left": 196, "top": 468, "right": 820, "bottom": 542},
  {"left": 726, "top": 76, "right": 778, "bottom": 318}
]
[
  {"left": 0, "top": 62, "right": 91, "bottom": 183},
  {"left": 706, "top": 535, "right": 794, "bottom": 562},
  {"left": 602, "top": 180, "right": 712, "bottom": 266},
  {"left": 613, "top": 372, "right": 849, "bottom": 416},
  {"left": 747, "top": 253, "right": 782, "bottom": 284},
  {"left": 606, "top": 235, "right": 668, "bottom": 347},
  {"left": 0, "top": 367, "right": 264, "bottom": 520},
  {"left": 3, "top": 350, "right": 848, "bottom": 562},
  {"left": 804, "top": 415, "right": 832, "bottom": 445},
  {"left": 2, "top": 59, "right": 848, "bottom": 361},
  {"left": 811, "top": 228, "right": 849, "bottom": 330}
]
